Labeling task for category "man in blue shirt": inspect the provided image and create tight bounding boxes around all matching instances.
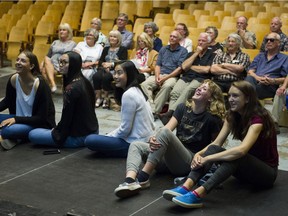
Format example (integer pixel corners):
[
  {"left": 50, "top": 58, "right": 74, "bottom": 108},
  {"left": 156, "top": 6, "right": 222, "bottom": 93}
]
[
  {"left": 141, "top": 31, "right": 188, "bottom": 117},
  {"left": 116, "top": 13, "right": 133, "bottom": 49},
  {"left": 245, "top": 32, "right": 288, "bottom": 99}
]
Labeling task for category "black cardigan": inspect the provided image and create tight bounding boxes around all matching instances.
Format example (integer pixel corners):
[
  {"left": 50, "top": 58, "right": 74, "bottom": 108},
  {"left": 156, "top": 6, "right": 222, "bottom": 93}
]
[
  {"left": 0, "top": 75, "right": 56, "bottom": 129},
  {"left": 98, "top": 46, "right": 128, "bottom": 67}
]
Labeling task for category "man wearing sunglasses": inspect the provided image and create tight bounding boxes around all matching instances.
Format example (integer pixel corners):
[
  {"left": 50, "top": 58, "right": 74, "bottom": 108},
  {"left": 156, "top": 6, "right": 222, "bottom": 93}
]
[
  {"left": 260, "top": 17, "right": 288, "bottom": 52},
  {"left": 246, "top": 32, "right": 288, "bottom": 99}
]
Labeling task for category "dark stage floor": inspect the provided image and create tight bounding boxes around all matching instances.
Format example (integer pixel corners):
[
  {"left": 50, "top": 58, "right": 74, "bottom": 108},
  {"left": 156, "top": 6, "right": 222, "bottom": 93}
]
[{"left": 0, "top": 64, "right": 288, "bottom": 216}]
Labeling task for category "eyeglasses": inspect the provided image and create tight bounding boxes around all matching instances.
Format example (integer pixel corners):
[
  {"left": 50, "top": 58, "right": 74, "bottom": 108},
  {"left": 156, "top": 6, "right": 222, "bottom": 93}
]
[
  {"left": 265, "top": 38, "right": 278, "bottom": 43},
  {"left": 175, "top": 28, "right": 184, "bottom": 31},
  {"left": 59, "top": 59, "right": 68, "bottom": 66},
  {"left": 85, "top": 33, "right": 95, "bottom": 37},
  {"left": 117, "top": 18, "right": 126, "bottom": 22}
]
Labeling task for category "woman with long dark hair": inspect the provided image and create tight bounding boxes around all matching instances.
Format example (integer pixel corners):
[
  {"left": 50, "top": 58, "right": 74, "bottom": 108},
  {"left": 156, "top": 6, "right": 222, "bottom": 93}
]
[
  {"left": 163, "top": 80, "right": 278, "bottom": 209},
  {"left": 29, "top": 51, "right": 99, "bottom": 148},
  {"left": 85, "top": 61, "right": 155, "bottom": 157},
  {"left": 0, "top": 51, "right": 55, "bottom": 150}
]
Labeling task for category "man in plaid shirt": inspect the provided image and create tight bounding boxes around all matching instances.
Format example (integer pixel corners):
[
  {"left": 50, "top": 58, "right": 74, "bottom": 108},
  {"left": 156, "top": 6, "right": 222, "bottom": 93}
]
[{"left": 211, "top": 33, "right": 250, "bottom": 93}]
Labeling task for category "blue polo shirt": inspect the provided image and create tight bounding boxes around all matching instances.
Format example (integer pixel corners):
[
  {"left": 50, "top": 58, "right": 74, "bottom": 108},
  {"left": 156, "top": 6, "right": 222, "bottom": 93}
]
[
  {"left": 156, "top": 45, "right": 188, "bottom": 75},
  {"left": 249, "top": 52, "right": 288, "bottom": 78}
]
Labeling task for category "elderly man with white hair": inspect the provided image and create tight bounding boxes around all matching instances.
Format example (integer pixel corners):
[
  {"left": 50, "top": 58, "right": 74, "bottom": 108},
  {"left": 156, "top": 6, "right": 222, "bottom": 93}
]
[
  {"left": 159, "top": 32, "right": 216, "bottom": 125},
  {"left": 245, "top": 32, "right": 288, "bottom": 99},
  {"left": 141, "top": 30, "right": 188, "bottom": 119},
  {"left": 211, "top": 33, "right": 250, "bottom": 93},
  {"left": 260, "top": 17, "right": 288, "bottom": 52}
]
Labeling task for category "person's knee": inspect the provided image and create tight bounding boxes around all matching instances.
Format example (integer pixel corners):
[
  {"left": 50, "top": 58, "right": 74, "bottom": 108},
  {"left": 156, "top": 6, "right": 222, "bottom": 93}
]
[
  {"left": 205, "top": 145, "right": 225, "bottom": 155},
  {"left": 156, "top": 127, "right": 172, "bottom": 145}
]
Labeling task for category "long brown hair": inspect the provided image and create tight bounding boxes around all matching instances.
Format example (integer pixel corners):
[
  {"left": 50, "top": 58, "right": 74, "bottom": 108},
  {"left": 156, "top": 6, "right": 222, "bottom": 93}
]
[{"left": 227, "top": 81, "right": 275, "bottom": 140}]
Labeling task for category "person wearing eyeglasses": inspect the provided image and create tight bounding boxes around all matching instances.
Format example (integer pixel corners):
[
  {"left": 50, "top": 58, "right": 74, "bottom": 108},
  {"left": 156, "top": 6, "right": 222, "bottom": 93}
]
[
  {"left": 115, "top": 13, "right": 133, "bottom": 49},
  {"left": 90, "top": 17, "right": 107, "bottom": 46},
  {"left": 245, "top": 32, "right": 288, "bottom": 99},
  {"left": 260, "top": 17, "right": 288, "bottom": 52},
  {"left": 29, "top": 52, "right": 99, "bottom": 148},
  {"left": 174, "top": 23, "right": 193, "bottom": 53}
]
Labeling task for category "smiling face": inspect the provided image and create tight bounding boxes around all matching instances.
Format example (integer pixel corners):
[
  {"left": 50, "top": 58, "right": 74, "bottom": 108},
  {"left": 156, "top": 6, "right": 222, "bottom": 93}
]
[
  {"left": 58, "top": 54, "right": 69, "bottom": 75},
  {"left": 113, "top": 65, "right": 127, "bottom": 89},
  {"left": 144, "top": 26, "right": 153, "bottom": 36},
  {"left": 169, "top": 31, "right": 181, "bottom": 46},
  {"left": 137, "top": 38, "right": 146, "bottom": 49},
  {"left": 228, "top": 85, "right": 247, "bottom": 114},
  {"left": 59, "top": 28, "right": 69, "bottom": 40},
  {"left": 192, "top": 83, "right": 212, "bottom": 102},
  {"left": 109, "top": 34, "right": 119, "bottom": 46},
  {"left": 85, "top": 31, "right": 96, "bottom": 46},
  {"left": 15, "top": 53, "right": 33, "bottom": 74}
]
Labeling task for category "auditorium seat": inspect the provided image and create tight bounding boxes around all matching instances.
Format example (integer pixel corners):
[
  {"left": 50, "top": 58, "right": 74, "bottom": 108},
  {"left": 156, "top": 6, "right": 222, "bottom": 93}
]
[{"left": 7, "top": 26, "right": 29, "bottom": 68}]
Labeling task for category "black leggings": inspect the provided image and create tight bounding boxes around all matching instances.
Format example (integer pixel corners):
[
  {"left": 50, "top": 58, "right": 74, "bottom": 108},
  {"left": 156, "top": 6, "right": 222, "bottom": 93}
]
[
  {"left": 188, "top": 145, "right": 278, "bottom": 193},
  {"left": 93, "top": 68, "right": 114, "bottom": 91}
]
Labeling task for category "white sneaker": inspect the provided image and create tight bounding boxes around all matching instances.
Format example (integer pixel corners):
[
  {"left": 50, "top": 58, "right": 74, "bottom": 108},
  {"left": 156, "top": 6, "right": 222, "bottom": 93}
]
[
  {"left": 51, "top": 85, "right": 57, "bottom": 93},
  {"left": 1, "top": 139, "right": 17, "bottom": 150},
  {"left": 114, "top": 182, "right": 141, "bottom": 198}
]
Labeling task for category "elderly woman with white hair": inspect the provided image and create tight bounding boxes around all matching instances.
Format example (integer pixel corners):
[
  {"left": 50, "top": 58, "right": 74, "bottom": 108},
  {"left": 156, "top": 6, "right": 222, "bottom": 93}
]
[
  {"left": 41, "top": 23, "right": 76, "bottom": 93},
  {"left": 90, "top": 17, "right": 107, "bottom": 46},
  {"left": 73, "top": 28, "right": 103, "bottom": 85},
  {"left": 210, "top": 33, "right": 250, "bottom": 93},
  {"left": 92, "top": 30, "right": 128, "bottom": 108},
  {"left": 144, "top": 22, "right": 162, "bottom": 52}
]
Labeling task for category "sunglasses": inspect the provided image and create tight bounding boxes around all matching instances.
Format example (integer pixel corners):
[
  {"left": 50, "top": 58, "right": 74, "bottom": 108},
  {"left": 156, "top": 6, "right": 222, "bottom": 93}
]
[{"left": 265, "top": 38, "right": 278, "bottom": 43}]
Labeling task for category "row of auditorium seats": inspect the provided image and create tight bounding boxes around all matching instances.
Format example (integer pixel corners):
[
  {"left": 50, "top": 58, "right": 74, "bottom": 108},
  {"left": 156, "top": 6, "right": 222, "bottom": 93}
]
[{"left": 1, "top": 0, "right": 288, "bottom": 68}]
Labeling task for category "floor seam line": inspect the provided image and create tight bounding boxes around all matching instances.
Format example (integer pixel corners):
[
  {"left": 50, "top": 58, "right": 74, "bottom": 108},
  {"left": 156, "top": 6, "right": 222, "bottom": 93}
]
[
  {"left": 0, "top": 150, "right": 83, "bottom": 185},
  {"left": 128, "top": 196, "right": 162, "bottom": 216}
]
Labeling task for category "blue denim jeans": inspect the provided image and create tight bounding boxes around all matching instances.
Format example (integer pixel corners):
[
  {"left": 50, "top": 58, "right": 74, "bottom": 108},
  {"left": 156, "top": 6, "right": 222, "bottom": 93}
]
[
  {"left": 29, "top": 128, "right": 88, "bottom": 148},
  {"left": 0, "top": 114, "right": 33, "bottom": 140},
  {"left": 85, "top": 134, "right": 130, "bottom": 157}
]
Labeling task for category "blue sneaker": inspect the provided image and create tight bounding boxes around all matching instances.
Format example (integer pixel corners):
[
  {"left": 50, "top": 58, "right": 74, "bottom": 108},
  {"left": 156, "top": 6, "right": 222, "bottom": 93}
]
[
  {"left": 172, "top": 191, "right": 203, "bottom": 208},
  {"left": 162, "top": 186, "right": 189, "bottom": 201}
]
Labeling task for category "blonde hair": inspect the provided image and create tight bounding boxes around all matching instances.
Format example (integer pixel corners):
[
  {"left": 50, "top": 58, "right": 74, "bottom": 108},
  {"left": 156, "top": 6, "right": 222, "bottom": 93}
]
[
  {"left": 186, "top": 79, "right": 226, "bottom": 120},
  {"left": 136, "top": 32, "right": 153, "bottom": 50},
  {"left": 58, "top": 23, "right": 73, "bottom": 40},
  {"left": 109, "top": 30, "right": 122, "bottom": 47}
]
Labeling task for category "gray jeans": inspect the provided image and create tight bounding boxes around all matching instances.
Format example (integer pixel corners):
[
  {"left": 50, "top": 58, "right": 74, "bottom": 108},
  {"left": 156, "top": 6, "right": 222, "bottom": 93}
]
[
  {"left": 188, "top": 145, "right": 278, "bottom": 193},
  {"left": 126, "top": 127, "right": 193, "bottom": 176}
]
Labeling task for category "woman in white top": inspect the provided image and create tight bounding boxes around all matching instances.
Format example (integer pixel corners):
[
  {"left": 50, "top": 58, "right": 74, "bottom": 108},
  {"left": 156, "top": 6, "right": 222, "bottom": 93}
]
[
  {"left": 0, "top": 51, "right": 55, "bottom": 150},
  {"left": 74, "top": 28, "right": 103, "bottom": 86},
  {"left": 175, "top": 23, "right": 193, "bottom": 53},
  {"left": 85, "top": 61, "right": 155, "bottom": 157}
]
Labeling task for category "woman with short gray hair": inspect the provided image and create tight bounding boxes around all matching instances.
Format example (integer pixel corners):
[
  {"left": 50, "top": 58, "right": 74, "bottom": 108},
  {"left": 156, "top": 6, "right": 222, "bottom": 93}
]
[{"left": 144, "top": 22, "right": 163, "bottom": 52}]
